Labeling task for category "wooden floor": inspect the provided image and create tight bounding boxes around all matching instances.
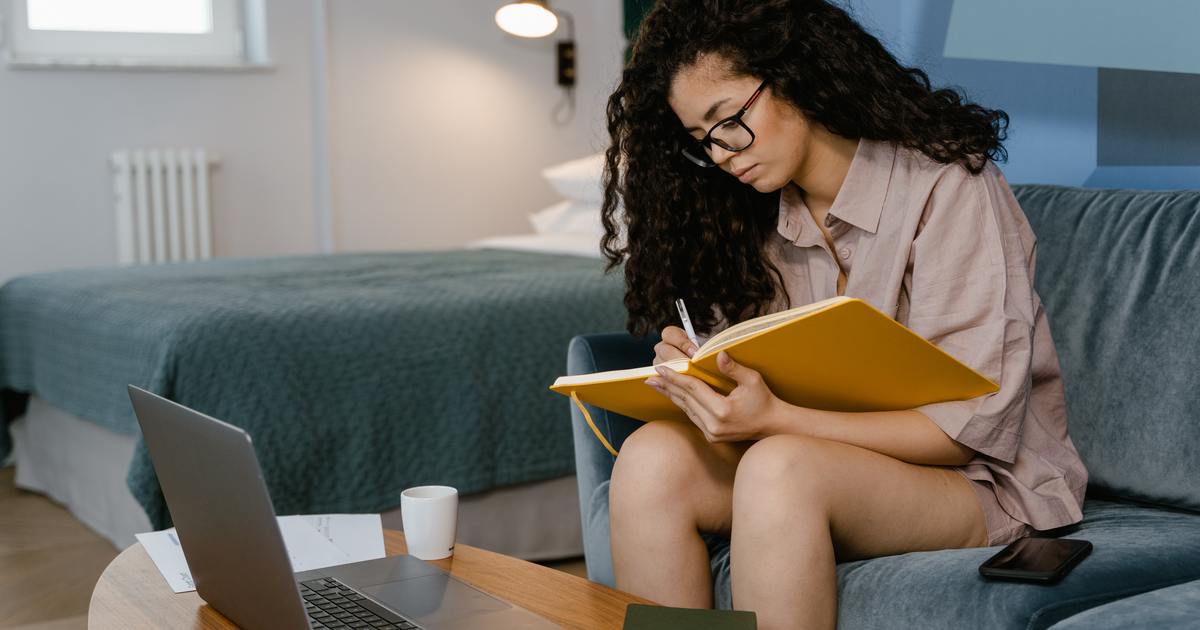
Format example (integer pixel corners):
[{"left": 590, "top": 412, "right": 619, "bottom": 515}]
[
  {"left": 0, "top": 465, "right": 587, "bottom": 630},
  {"left": 0, "top": 466, "right": 116, "bottom": 629}
]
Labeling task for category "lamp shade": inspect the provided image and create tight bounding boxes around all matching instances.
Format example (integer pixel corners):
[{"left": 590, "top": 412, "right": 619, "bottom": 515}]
[{"left": 495, "top": 0, "right": 559, "bottom": 38}]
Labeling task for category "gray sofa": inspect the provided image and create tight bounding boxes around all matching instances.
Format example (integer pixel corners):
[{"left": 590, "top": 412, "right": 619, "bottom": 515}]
[{"left": 567, "top": 185, "right": 1200, "bottom": 628}]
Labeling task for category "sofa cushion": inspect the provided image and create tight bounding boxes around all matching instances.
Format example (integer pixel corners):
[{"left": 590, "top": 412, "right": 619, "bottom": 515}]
[
  {"left": 1013, "top": 185, "right": 1200, "bottom": 511},
  {"left": 1047, "top": 578, "right": 1200, "bottom": 629},
  {"left": 703, "top": 500, "right": 1200, "bottom": 629}
]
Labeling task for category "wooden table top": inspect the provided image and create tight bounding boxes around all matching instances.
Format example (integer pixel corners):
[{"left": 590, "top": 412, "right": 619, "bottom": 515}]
[{"left": 88, "top": 529, "right": 653, "bottom": 629}]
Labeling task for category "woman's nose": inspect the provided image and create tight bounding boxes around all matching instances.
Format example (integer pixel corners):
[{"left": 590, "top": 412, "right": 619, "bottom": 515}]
[{"left": 708, "top": 144, "right": 736, "bottom": 166}]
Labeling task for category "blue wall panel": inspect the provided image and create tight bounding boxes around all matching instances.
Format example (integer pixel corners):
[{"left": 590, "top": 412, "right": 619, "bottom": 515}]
[
  {"left": 943, "top": 0, "right": 1200, "bottom": 75},
  {"left": 841, "top": 0, "right": 1197, "bottom": 190},
  {"left": 844, "top": 0, "right": 1098, "bottom": 186}
]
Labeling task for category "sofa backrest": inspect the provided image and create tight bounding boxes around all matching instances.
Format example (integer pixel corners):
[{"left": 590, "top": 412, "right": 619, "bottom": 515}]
[{"left": 1013, "top": 185, "right": 1200, "bottom": 512}]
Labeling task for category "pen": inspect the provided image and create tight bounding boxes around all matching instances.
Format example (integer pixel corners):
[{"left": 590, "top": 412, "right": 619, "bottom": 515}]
[{"left": 674, "top": 298, "right": 701, "bottom": 352}]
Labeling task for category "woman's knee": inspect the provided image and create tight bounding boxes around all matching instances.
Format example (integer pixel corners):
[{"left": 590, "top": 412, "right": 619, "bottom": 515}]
[
  {"left": 612, "top": 421, "right": 704, "bottom": 490},
  {"left": 610, "top": 421, "right": 710, "bottom": 509},
  {"left": 733, "top": 434, "right": 833, "bottom": 508}
]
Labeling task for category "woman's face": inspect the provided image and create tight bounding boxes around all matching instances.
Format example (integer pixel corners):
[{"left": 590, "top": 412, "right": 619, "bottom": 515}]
[{"left": 668, "top": 56, "right": 811, "bottom": 193}]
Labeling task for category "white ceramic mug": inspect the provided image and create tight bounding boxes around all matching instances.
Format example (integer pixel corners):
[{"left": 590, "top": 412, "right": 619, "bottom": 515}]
[{"left": 400, "top": 485, "right": 459, "bottom": 560}]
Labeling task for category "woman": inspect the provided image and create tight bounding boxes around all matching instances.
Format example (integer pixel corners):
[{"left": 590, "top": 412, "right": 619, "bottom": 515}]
[{"left": 597, "top": 1, "right": 1088, "bottom": 628}]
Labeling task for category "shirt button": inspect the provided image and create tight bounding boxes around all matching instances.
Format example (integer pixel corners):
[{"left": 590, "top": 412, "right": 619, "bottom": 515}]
[{"left": 839, "top": 247, "right": 852, "bottom": 260}]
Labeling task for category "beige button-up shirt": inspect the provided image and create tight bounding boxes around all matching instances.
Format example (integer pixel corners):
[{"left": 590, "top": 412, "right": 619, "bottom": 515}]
[{"left": 761, "top": 139, "right": 1087, "bottom": 531}]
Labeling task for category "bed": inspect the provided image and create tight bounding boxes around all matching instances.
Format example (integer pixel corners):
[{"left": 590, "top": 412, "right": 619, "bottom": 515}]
[{"left": 0, "top": 239, "right": 620, "bottom": 560}]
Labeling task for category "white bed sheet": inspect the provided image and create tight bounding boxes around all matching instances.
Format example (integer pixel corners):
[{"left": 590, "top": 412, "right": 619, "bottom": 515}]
[
  {"left": 10, "top": 396, "right": 583, "bottom": 560},
  {"left": 465, "top": 233, "right": 603, "bottom": 259}
]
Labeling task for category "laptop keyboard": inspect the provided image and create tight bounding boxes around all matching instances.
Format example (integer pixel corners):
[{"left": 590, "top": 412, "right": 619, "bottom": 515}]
[{"left": 300, "top": 577, "right": 423, "bottom": 630}]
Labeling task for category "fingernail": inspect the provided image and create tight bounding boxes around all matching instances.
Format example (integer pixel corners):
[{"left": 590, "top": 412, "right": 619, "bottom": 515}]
[
  {"left": 645, "top": 378, "right": 659, "bottom": 387},
  {"left": 655, "top": 366, "right": 668, "bottom": 376}
]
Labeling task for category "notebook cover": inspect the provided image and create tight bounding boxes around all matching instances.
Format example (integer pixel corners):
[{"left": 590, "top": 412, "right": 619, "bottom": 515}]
[{"left": 551, "top": 297, "right": 998, "bottom": 422}]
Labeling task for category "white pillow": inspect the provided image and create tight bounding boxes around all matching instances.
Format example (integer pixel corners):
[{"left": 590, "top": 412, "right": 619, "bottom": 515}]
[
  {"left": 528, "top": 199, "right": 603, "bottom": 236},
  {"left": 541, "top": 152, "right": 606, "bottom": 204}
]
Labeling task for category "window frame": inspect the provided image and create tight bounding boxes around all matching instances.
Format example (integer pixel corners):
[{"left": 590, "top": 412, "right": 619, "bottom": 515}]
[{"left": 5, "top": 0, "right": 250, "bottom": 67}]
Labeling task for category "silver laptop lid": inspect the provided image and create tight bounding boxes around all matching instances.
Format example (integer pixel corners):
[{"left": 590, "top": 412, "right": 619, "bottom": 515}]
[{"left": 128, "top": 385, "right": 310, "bottom": 630}]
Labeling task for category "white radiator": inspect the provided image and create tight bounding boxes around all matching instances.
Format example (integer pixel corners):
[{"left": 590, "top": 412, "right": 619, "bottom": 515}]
[{"left": 111, "top": 148, "right": 219, "bottom": 265}]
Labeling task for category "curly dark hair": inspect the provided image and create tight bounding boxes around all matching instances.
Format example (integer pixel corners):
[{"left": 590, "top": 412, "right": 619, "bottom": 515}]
[{"left": 601, "top": 0, "right": 1009, "bottom": 337}]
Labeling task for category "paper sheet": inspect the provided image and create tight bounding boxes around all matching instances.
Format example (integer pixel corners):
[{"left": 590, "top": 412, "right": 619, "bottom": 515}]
[
  {"left": 137, "top": 528, "right": 195, "bottom": 592},
  {"left": 135, "top": 514, "right": 386, "bottom": 593},
  {"left": 291, "top": 514, "right": 386, "bottom": 563}
]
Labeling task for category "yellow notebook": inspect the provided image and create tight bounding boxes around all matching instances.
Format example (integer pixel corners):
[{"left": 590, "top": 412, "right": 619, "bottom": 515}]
[{"left": 551, "top": 296, "right": 998, "bottom": 441}]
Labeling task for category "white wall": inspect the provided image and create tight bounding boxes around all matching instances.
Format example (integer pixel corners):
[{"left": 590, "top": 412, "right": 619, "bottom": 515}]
[
  {"left": 326, "top": 0, "right": 624, "bottom": 251},
  {"left": 0, "top": 1, "right": 319, "bottom": 282},
  {"left": 0, "top": 0, "right": 626, "bottom": 283}
]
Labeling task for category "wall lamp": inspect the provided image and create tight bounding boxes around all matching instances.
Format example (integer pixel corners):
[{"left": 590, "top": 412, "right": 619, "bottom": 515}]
[{"left": 495, "top": 0, "right": 576, "bottom": 123}]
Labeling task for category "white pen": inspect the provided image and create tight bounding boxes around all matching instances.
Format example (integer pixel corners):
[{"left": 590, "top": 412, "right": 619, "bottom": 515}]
[{"left": 674, "top": 298, "right": 701, "bottom": 353}]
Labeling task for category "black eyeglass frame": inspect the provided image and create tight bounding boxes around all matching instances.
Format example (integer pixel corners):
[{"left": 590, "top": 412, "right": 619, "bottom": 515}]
[{"left": 681, "top": 79, "right": 769, "bottom": 168}]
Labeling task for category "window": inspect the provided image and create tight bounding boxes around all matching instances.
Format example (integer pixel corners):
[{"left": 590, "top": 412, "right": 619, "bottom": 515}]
[{"left": 6, "top": 0, "right": 265, "bottom": 67}]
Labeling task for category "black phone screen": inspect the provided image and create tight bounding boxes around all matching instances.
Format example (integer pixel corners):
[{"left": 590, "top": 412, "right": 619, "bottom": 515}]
[{"left": 979, "top": 537, "right": 1092, "bottom": 582}]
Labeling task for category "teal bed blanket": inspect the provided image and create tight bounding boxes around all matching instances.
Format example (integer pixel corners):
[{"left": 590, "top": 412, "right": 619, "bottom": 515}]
[{"left": 0, "top": 250, "right": 627, "bottom": 528}]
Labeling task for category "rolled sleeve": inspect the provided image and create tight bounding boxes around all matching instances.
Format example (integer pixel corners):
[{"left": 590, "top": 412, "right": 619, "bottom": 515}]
[{"left": 907, "top": 167, "right": 1037, "bottom": 464}]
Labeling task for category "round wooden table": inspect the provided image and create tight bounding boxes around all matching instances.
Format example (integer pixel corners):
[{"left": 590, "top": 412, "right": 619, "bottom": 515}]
[{"left": 89, "top": 529, "right": 652, "bottom": 629}]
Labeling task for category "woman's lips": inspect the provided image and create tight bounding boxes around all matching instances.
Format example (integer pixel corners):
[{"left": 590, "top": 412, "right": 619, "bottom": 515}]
[{"left": 735, "top": 164, "right": 759, "bottom": 183}]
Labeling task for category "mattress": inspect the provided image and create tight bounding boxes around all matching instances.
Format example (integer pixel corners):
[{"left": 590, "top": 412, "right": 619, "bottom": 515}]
[{"left": 11, "top": 395, "right": 583, "bottom": 560}]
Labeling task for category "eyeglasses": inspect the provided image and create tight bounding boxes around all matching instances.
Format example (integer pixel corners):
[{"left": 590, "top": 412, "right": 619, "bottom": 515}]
[{"left": 681, "top": 79, "right": 768, "bottom": 168}]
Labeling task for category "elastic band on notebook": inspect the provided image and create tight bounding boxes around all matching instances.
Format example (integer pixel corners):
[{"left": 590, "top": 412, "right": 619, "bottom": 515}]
[{"left": 571, "top": 390, "right": 619, "bottom": 457}]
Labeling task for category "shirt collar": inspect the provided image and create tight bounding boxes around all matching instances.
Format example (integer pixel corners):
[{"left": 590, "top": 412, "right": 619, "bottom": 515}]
[
  {"left": 776, "top": 185, "right": 817, "bottom": 245},
  {"left": 775, "top": 139, "right": 896, "bottom": 240}
]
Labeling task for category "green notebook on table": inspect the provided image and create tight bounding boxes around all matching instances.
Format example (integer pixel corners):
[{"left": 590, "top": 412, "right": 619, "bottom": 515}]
[{"left": 623, "top": 604, "right": 756, "bottom": 629}]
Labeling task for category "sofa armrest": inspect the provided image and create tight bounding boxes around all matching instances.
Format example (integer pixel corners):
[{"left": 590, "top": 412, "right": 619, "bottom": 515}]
[{"left": 567, "top": 332, "right": 657, "bottom": 583}]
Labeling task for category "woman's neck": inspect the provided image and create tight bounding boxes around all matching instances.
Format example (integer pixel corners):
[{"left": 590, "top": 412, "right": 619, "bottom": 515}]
[{"left": 790, "top": 130, "right": 860, "bottom": 210}]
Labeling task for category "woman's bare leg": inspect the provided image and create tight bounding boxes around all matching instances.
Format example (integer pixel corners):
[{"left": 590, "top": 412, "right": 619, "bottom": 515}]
[
  {"left": 609, "top": 420, "right": 751, "bottom": 607},
  {"left": 730, "top": 434, "right": 987, "bottom": 630}
]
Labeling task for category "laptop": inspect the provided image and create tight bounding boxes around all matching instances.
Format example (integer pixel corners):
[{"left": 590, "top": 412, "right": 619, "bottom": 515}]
[{"left": 127, "top": 386, "right": 561, "bottom": 630}]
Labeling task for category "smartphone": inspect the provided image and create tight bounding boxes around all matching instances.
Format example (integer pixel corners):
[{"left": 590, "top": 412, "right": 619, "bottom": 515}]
[{"left": 978, "top": 537, "right": 1092, "bottom": 584}]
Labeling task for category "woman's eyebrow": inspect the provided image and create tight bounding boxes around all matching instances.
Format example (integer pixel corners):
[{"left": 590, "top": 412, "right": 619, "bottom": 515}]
[{"left": 684, "top": 97, "right": 732, "bottom": 132}]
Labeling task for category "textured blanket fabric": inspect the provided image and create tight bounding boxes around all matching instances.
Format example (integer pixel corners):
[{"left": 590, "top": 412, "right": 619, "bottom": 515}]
[{"left": 0, "top": 250, "right": 626, "bottom": 527}]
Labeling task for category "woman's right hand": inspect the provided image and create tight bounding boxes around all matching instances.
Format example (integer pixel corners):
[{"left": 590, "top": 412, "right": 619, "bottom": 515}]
[{"left": 652, "top": 326, "right": 699, "bottom": 365}]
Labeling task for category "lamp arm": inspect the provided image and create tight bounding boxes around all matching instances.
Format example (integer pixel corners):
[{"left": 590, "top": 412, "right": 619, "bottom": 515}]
[{"left": 556, "top": 8, "right": 575, "bottom": 40}]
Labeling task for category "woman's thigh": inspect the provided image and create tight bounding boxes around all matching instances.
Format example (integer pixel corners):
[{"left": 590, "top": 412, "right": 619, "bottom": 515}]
[
  {"left": 733, "top": 434, "right": 987, "bottom": 560},
  {"left": 610, "top": 420, "right": 752, "bottom": 535}
]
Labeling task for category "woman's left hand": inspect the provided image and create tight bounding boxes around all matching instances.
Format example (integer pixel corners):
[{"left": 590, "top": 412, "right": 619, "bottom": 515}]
[{"left": 645, "top": 351, "right": 784, "bottom": 443}]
